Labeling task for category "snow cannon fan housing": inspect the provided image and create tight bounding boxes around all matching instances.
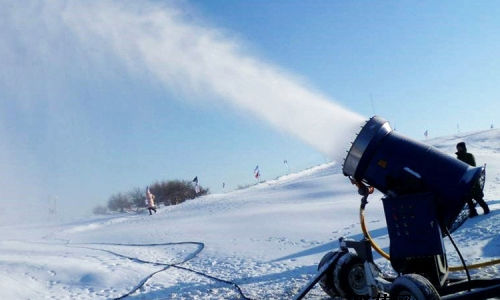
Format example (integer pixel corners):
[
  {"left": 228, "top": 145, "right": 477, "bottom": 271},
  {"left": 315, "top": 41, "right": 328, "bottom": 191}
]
[{"left": 343, "top": 116, "right": 482, "bottom": 230}]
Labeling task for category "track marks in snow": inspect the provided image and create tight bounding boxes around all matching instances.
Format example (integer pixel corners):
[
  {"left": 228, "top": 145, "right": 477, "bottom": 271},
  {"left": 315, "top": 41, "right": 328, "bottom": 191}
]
[
  {"left": 7, "top": 238, "right": 252, "bottom": 299},
  {"left": 65, "top": 241, "right": 252, "bottom": 299}
]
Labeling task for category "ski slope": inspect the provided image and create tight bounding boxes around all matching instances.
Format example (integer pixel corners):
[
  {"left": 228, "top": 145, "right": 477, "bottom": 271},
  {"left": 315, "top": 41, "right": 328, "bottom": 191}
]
[{"left": 0, "top": 129, "right": 499, "bottom": 299}]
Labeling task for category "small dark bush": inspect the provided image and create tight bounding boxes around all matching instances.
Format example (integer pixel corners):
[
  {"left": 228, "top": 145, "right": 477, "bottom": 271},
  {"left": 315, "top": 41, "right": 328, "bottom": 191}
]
[
  {"left": 107, "top": 193, "right": 132, "bottom": 212},
  {"left": 128, "top": 187, "right": 146, "bottom": 208},
  {"left": 150, "top": 180, "right": 208, "bottom": 206}
]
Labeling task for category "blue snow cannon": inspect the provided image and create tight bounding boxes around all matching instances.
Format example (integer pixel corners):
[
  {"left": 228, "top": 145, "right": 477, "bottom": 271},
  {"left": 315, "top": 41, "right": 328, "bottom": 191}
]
[
  {"left": 342, "top": 116, "right": 484, "bottom": 288},
  {"left": 295, "top": 116, "right": 500, "bottom": 300},
  {"left": 343, "top": 116, "right": 482, "bottom": 230}
]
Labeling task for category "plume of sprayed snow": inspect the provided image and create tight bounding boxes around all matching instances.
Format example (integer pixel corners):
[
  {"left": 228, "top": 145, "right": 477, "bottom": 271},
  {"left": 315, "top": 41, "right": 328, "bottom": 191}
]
[
  {"left": 2, "top": 0, "right": 364, "bottom": 159},
  {"left": 59, "top": 0, "right": 365, "bottom": 159},
  {"left": 0, "top": 0, "right": 366, "bottom": 219}
]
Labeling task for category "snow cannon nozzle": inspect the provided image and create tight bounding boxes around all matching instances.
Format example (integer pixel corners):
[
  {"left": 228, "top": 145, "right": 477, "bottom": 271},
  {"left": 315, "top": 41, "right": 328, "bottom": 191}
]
[
  {"left": 343, "top": 115, "right": 483, "bottom": 230},
  {"left": 343, "top": 116, "right": 391, "bottom": 179}
]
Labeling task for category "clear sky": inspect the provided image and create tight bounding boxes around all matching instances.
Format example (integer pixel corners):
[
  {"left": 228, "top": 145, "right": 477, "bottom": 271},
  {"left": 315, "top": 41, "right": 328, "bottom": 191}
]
[{"left": 1, "top": 1, "right": 499, "bottom": 218}]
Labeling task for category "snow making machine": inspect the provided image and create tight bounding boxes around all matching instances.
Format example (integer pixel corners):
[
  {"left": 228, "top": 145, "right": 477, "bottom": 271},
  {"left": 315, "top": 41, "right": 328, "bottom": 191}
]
[{"left": 295, "top": 116, "right": 500, "bottom": 299}]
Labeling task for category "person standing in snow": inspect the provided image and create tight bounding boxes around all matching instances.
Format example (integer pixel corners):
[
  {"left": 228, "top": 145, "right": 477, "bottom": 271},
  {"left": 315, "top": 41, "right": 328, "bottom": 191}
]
[
  {"left": 455, "top": 142, "right": 490, "bottom": 217},
  {"left": 145, "top": 187, "right": 157, "bottom": 215}
]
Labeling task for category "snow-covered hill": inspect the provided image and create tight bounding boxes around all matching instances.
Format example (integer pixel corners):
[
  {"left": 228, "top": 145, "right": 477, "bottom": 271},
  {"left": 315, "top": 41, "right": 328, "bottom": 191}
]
[{"left": 0, "top": 129, "right": 499, "bottom": 299}]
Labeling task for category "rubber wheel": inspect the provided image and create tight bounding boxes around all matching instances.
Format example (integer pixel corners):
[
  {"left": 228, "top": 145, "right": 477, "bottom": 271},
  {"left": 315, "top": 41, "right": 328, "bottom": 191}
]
[
  {"left": 318, "top": 251, "right": 341, "bottom": 298},
  {"left": 333, "top": 252, "right": 369, "bottom": 298},
  {"left": 390, "top": 274, "right": 440, "bottom": 300}
]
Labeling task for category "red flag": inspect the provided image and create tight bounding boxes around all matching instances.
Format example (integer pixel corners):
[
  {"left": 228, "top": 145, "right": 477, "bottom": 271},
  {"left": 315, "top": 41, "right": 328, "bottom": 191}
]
[{"left": 254, "top": 165, "right": 260, "bottom": 179}]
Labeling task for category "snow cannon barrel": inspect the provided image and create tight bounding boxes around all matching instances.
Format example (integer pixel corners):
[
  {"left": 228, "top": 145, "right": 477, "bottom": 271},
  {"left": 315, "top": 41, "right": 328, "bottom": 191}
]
[{"left": 343, "top": 116, "right": 483, "bottom": 229}]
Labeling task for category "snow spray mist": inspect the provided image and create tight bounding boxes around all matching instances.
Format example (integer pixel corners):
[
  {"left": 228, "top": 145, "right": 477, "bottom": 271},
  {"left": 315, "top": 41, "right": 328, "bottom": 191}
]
[
  {"left": 61, "top": 1, "right": 365, "bottom": 160},
  {"left": 3, "top": 1, "right": 364, "bottom": 162}
]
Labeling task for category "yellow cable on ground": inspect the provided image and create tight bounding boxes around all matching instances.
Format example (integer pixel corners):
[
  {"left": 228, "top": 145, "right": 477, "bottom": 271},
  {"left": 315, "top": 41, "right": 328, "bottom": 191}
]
[
  {"left": 449, "top": 259, "right": 500, "bottom": 272},
  {"left": 359, "top": 206, "right": 500, "bottom": 272}
]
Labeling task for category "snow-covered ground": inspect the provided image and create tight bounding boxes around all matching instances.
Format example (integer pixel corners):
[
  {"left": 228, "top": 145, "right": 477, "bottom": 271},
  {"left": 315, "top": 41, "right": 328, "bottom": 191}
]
[{"left": 0, "top": 129, "right": 499, "bottom": 299}]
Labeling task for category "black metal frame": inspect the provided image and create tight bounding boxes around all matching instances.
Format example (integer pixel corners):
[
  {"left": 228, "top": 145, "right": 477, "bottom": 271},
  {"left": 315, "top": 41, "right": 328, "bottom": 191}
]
[
  {"left": 440, "top": 278, "right": 500, "bottom": 300},
  {"left": 343, "top": 238, "right": 500, "bottom": 299},
  {"left": 294, "top": 225, "right": 500, "bottom": 300},
  {"left": 293, "top": 251, "right": 343, "bottom": 300}
]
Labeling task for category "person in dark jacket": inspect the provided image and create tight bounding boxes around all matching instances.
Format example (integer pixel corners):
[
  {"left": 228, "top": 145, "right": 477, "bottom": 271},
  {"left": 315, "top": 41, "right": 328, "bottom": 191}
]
[{"left": 456, "top": 142, "right": 490, "bottom": 217}]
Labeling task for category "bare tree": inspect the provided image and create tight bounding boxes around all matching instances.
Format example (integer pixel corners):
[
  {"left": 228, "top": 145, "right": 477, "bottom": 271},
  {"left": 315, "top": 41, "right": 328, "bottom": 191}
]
[
  {"left": 107, "top": 193, "right": 131, "bottom": 212},
  {"left": 150, "top": 180, "right": 208, "bottom": 206},
  {"left": 128, "top": 187, "right": 146, "bottom": 210}
]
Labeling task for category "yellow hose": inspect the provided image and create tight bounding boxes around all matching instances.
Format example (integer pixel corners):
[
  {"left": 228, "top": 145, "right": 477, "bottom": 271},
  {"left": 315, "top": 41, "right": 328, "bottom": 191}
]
[
  {"left": 359, "top": 206, "right": 390, "bottom": 260},
  {"left": 449, "top": 259, "right": 500, "bottom": 272},
  {"left": 359, "top": 206, "right": 500, "bottom": 272}
]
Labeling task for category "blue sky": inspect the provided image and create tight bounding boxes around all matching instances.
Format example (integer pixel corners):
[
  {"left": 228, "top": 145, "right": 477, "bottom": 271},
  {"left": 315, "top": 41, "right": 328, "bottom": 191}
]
[{"left": 1, "top": 1, "right": 499, "bottom": 217}]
